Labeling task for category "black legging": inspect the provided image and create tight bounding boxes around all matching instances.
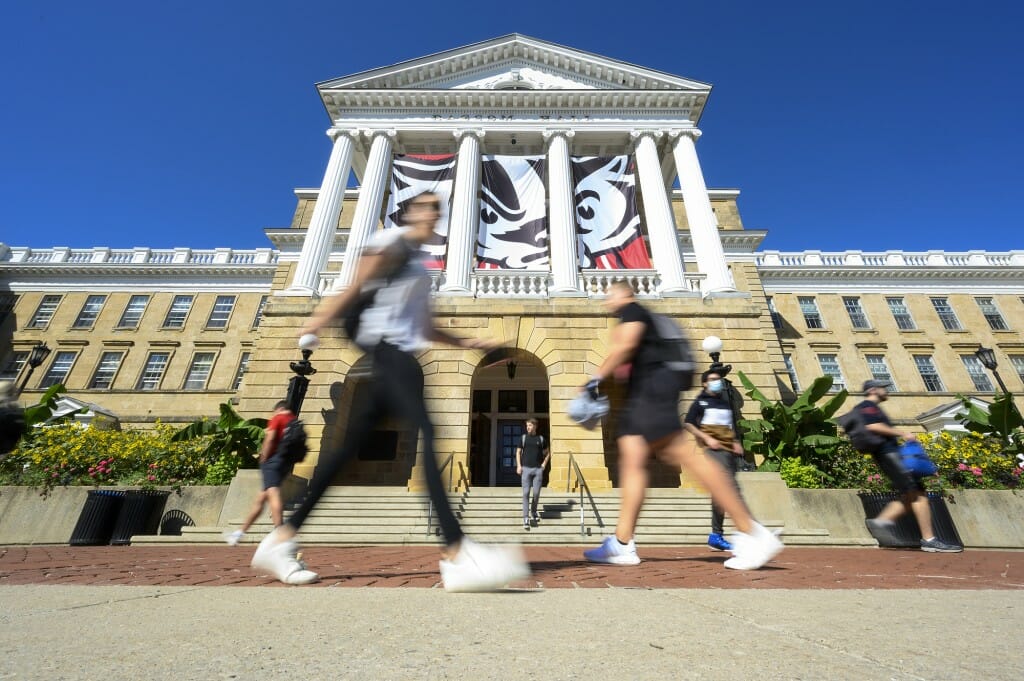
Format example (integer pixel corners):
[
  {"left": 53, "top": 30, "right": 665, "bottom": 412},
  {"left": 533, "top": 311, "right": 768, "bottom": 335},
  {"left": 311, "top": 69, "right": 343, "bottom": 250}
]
[{"left": 286, "top": 342, "right": 464, "bottom": 546}]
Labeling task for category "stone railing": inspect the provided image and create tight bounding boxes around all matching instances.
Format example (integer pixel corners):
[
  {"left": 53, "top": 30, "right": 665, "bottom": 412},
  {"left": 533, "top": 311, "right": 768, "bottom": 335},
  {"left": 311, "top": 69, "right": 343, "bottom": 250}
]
[
  {"left": 756, "top": 250, "right": 1024, "bottom": 269},
  {"left": 472, "top": 270, "right": 549, "bottom": 297},
  {"left": 1, "top": 247, "right": 279, "bottom": 266}
]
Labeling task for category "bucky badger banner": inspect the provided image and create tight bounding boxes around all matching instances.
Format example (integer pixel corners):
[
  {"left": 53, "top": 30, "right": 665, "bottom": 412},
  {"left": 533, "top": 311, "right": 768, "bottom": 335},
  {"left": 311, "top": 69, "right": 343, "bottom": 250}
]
[
  {"left": 384, "top": 154, "right": 456, "bottom": 269},
  {"left": 475, "top": 155, "right": 549, "bottom": 269},
  {"left": 571, "top": 156, "right": 652, "bottom": 269}
]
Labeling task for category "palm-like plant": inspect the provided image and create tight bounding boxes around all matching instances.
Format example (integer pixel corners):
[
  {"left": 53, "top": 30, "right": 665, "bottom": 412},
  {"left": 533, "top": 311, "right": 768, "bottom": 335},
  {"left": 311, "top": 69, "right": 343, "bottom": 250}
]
[
  {"left": 956, "top": 393, "right": 1024, "bottom": 458},
  {"left": 171, "top": 402, "right": 267, "bottom": 467},
  {"left": 736, "top": 372, "right": 847, "bottom": 472}
]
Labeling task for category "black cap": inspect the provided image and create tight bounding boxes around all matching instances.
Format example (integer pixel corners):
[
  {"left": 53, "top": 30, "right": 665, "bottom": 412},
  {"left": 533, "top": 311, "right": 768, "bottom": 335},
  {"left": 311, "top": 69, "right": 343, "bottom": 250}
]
[{"left": 863, "top": 379, "right": 890, "bottom": 392}]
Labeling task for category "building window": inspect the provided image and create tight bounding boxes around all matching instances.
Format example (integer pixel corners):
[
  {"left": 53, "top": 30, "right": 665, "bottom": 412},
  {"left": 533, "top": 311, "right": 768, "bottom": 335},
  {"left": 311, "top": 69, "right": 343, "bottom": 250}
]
[
  {"left": 886, "top": 297, "right": 916, "bottom": 330},
  {"left": 40, "top": 351, "right": 77, "bottom": 389},
  {"left": 930, "top": 297, "right": 962, "bottom": 331},
  {"left": 0, "top": 351, "right": 29, "bottom": 381},
  {"left": 252, "top": 295, "right": 269, "bottom": 329},
  {"left": 27, "top": 295, "right": 61, "bottom": 329},
  {"left": 865, "top": 355, "right": 896, "bottom": 392},
  {"left": 117, "top": 295, "right": 149, "bottom": 328},
  {"left": 961, "top": 355, "right": 995, "bottom": 392},
  {"left": 914, "top": 355, "right": 945, "bottom": 392},
  {"left": 72, "top": 295, "right": 107, "bottom": 329},
  {"left": 89, "top": 351, "right": 124, "bottom": 390},
  {"left": 136, "top": 352, "right": 170, "bottom": 390},
  {"left": 766, "top": 296, "right": 782, "bottom": 329},
  {"left": 1010, "top": 355, "right": 1024, "bottom": 385},
  {"left": 162, "top": 295, "right": 193, "bottom": 328},
  {"left": 783, "top": 354, "right": 801, "bottom": 392},
  {"left": 798, "top": 297, "right": 824, "bottom": 329},
  {"left": 842, "top": 297, "right": 871, "bottom": 329},
  {"left": 0, "top": 294, "right": 16, "bottom": 325},
  {"left": 183, "top": 352, "right": 216, "bottom": 390},
  {"left": 817, "top": 354, "right": 846, "bottom": 392},
  {"left": 975, "top": 297, "right": 1008, "bottom": 330},
  {"left": 206, "top": 295, "right": 236, "bottom": 329},
  {"left": 232, "top": 352, "right": 251, "bottom": 390}
]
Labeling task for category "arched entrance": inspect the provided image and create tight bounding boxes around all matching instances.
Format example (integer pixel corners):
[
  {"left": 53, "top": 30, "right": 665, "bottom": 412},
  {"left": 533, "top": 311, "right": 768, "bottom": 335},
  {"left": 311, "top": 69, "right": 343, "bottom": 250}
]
[{"left": 469, "top": 349, "right": 549, "bottom": 486}]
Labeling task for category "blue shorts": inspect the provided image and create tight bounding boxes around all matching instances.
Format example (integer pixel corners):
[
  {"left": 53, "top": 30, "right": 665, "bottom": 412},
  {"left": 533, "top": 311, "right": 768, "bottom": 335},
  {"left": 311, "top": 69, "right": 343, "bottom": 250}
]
[{"left": 260, "top": 457, "right": 292, "bottom": 490}]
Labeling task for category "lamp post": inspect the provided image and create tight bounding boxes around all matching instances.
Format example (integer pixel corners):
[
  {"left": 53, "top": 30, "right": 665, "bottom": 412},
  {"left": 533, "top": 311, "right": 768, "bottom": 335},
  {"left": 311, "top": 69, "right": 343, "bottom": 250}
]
[
  {"left": 285, "top": 334, "right": 319, "bottom": 417},
  {"left": 975, "top": 347, "right": 1011, "bottom": 395},
  {"left": 16, "top": 342, "right": 51, "bottom": 397}
]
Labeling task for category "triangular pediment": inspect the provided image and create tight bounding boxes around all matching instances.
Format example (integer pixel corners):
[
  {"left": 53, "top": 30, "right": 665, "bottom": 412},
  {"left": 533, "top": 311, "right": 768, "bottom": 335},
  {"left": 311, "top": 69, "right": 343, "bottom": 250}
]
[{"left": 317, "top": 34, "right": 710, "bottom": 93}]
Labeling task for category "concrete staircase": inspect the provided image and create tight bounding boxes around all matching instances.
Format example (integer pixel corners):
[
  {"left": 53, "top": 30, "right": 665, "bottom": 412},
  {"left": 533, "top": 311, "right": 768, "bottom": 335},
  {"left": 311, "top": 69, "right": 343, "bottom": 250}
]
[{"left": 132, "top": 485, "right": 858, "bottom": 546}]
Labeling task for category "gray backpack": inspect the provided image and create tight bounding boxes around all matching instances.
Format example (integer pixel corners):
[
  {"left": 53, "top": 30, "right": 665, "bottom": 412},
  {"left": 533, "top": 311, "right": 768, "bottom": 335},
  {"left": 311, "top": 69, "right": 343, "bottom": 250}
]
[{"left": 649, "top": 313, "right": 696, "bottom": 389}]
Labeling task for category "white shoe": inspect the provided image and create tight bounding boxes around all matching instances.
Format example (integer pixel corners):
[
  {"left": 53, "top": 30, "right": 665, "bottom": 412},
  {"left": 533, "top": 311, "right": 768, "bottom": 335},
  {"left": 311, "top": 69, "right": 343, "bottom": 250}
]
[
  {"left": 251, "top": 532, "right": 320, "bottom": 585},
  {"left": 223, "top": 530, "right": 245, "bottom": 546},
  {"left": 583, "top": 535, "right": 641, "bottom": 565},
  {"left": 439, "top": 538, "right": 531, "bottom": 592},
  {"left": 724, "top": 523, "right": 784, "bottom": 570}
]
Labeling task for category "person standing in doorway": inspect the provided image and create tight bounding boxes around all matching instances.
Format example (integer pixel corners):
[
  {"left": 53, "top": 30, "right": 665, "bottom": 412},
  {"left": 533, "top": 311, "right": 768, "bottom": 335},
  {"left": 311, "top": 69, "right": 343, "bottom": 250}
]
[
  {"left": 516, "top": 418, "right": 549, "bottom": 530},
  {"left": 684, "top": 370, "right": 748, "bottom": 552},
  {"left": 249, "top": 192, "right": 530, "bottom": 590},
  {"left": 582, "top": 280, "right": 783, "bottom": 569}
]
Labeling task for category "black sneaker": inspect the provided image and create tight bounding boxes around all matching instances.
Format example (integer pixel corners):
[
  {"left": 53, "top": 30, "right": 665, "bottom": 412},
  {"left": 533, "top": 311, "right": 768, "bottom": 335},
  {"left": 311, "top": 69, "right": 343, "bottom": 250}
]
[
  {"left": 866, "top": 519, "right": 899, "bottom": 546},
  {"left": 921, "top": 537, "right": 963, "bottom": 553}
]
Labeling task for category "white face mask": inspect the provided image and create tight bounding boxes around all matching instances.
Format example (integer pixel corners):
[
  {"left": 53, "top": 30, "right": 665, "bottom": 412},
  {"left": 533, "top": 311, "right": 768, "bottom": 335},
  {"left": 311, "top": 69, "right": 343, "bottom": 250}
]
[{"left": 707, "top": 379, "right": 724, "bottom": 393}]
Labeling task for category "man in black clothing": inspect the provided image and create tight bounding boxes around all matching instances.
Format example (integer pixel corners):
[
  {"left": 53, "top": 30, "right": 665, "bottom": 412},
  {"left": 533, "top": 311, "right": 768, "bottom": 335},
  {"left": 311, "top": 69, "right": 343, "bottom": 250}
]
[
  {"left": 516, "top": 418, "right": 549, "bottom": 529},
  {"left": 858, "top": 380, "right": 961, "bottom": 553},
  {"left": 684, "top": 370, "right": 747, "bottom": 552}
]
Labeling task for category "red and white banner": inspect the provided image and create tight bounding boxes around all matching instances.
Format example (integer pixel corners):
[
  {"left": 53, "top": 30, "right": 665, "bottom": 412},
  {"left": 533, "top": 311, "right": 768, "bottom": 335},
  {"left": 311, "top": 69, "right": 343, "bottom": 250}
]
[
  {"left": 571, "top": 156, "right": 652, "bottom": 269},
  {"left": 384, "top": 154, "right": 455, "bottom": 269},
  {"left": 476, "top": 155, "right": 549, "bottom": 270}
]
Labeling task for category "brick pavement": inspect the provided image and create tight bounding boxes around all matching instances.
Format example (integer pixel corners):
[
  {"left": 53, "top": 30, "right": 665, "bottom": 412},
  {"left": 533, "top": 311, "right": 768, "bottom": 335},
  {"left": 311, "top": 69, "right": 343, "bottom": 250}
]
[{"left": 1, "top": 544, "right": 1021, "bottom": 590}]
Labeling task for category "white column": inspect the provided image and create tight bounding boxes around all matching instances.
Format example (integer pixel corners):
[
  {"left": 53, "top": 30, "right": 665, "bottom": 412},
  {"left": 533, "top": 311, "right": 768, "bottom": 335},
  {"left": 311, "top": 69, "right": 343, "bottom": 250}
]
[
  {"left": 441, "top": 129, "right": 484, "bottom": 295},
  {"left": 287, "top": 129, "right": 357, "bottom": 295},
  {"left": 334, "top": 130, "right": 396, "bottom": 291},
  {"left": 543, "top": 129, "right": 583, "bottom": 295},
  {"left": 631, "top": 130, "right": 687, "bottom": 294},
  {"left": 670, "top": 129, "right": 735, "bottom": 293}
]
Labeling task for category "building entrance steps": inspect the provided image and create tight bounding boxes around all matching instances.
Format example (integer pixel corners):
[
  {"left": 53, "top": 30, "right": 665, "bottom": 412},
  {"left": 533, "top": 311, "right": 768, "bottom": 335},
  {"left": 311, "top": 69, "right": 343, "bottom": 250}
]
[{"left": 130, "top": 486, "right": 870, "bottom": 547}]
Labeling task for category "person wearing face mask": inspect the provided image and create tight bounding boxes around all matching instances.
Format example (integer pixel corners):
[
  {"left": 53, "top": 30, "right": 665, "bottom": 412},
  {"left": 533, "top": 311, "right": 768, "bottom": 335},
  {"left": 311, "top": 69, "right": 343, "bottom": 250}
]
[{"left": 684, "top": 370, "right": 748, "bottom": 552}]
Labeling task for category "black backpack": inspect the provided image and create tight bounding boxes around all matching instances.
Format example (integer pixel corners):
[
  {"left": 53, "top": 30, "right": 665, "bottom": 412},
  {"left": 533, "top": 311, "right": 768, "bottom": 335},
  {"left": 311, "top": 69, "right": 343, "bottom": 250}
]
[
  {"left": 342, "top": 238, "right": 414, "bottom": 349},
  {"left": 0, "top": 403, "right": 27, "bottom": 456},
  {"left": 649, "top": 313, "right": 696, "bottom": 390},
  {"left": 275, "top": 418, "right": 308, "bottom": 465}
]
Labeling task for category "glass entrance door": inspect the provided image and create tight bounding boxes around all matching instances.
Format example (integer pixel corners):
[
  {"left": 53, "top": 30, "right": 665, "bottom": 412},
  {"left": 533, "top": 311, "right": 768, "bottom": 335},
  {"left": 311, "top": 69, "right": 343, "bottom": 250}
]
[{"left": 495, "top": 419, "right": 526, "bottom": 486}]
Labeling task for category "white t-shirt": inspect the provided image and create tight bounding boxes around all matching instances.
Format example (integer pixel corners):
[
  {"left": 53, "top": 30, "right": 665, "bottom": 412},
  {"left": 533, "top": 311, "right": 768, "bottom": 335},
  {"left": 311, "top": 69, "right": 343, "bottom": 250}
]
[{"left": 355, "top": 228, "right": 433, "bottom": 352}]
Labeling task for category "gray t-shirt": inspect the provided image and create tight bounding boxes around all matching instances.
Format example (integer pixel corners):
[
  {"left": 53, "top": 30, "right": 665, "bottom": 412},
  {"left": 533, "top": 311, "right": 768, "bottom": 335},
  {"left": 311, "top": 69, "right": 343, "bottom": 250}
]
[{"left": 355, "top": 228, "right": 433, "bottom": 352}]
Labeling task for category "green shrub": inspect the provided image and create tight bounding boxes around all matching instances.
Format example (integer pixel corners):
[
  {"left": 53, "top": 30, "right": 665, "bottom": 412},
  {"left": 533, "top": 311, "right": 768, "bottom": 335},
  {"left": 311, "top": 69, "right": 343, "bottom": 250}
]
[{"left": 778, "top": 457, "right": 824, "bottom": 489}]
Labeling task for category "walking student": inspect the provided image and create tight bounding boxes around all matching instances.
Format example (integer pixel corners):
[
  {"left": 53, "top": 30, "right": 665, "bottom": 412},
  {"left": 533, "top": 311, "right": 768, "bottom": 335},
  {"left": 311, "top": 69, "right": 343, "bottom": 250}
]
[
  {"left": 684, "top": 370, "right": 748, "bottom": 552},
  {"left": 250, "top": 192, "right": 530, "bottom": 589},
  {"left": 516, "top": 418, "right": 549, "bottom": 529},
  {"left": 224, "top": 400, "right": 296, "bottom": 546},
  {"left": 582, "top": 280, "right": 783, "bottom": 569},
  {"left": 857, "top": 380, "right": 962, "bottom": 553}
]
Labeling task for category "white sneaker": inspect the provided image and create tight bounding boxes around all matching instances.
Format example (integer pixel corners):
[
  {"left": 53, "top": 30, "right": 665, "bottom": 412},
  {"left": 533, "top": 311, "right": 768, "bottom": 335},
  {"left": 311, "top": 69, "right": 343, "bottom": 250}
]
[
  {"left": 583, "top": 535, "right": 641, "bottom": 565},
  {"left": 439, "top": 538, "right": 531, "bottom": 592},
  {"left": 223, "top": 530, "right": 245, "bottom": 546},
  {"left": 250, "top": 532, "right": 320, "bottom": 585},
  {"left": 724, "top": 522, "right": 784, "bottom": 570}
]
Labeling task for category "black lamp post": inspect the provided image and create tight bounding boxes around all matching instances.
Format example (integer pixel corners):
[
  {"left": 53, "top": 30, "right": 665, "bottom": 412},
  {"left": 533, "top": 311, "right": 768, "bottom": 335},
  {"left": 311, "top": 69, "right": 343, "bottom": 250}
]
[
  {"left": 17, "top": 342, "right": 51, "bottom": 397},
  {"left": 975, "top": 347, "right": 1011, "bottom": 395},
  {"left": 285, "top": 335, "right": 319, "bottom": 417}
]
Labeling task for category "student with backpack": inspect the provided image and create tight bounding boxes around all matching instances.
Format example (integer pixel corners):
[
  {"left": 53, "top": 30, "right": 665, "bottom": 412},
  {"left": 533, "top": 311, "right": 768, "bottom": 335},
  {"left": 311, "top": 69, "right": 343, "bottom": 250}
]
[
  {"left": 581, "top": 280, "right": 783, "bottom": 569},
  {"left": 224, "top": 400, "right": 300, "bottom": 546},
  {"left": 516, "top": 418, "right": 549, "bottom": 529}
]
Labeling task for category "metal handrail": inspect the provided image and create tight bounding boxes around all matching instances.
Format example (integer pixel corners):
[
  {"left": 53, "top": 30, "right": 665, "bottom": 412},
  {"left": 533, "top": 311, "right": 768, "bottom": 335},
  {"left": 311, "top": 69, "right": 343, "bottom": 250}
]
[
  {"left": 566, "top": 453, "right": 605, "bottom": 536},
  {"left": 426, "top": 452, "right": 454, "bottom": 537}
]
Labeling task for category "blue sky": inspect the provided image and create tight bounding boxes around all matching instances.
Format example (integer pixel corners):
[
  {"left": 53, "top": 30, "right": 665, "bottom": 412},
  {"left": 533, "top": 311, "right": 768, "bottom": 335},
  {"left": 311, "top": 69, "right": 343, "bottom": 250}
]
[{"left": 1, "top": 1, "right": 1021, "bottom": 253}]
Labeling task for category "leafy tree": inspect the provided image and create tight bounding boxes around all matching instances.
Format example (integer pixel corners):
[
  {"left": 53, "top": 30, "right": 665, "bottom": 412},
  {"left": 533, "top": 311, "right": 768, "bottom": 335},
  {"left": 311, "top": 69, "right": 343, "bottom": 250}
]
[
  {"left": 171, "top": 402, "right": 267, "bottom": 470},
  {"left": 956, "top": 393, "right": 1023, "bottom": 458},
  {"left": 736, "top": 372, "right": 847, "bottom": 476}
]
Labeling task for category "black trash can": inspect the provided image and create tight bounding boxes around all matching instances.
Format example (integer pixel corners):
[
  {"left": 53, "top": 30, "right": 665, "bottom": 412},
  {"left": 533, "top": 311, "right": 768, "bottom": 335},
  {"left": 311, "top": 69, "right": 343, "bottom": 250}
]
[
  {"left": 858, "top": 491, "right": 963, "bottom": 548},
  {"left": 69, "top": 489, "right": 127, "bottom": 546},
  {"left": 110, "top": 490, "right": 171, "bottom": 545}
]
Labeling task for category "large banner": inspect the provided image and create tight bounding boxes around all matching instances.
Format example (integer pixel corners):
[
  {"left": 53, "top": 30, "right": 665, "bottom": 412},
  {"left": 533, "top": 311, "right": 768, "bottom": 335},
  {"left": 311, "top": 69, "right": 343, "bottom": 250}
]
[
  {"left": 476, "top": 155, "right": 549, "bottom": 269},
  {"left": 571, "top": 156, "right": 652, "bottom": 269},
  {"left": 384, "top": 154, "right": 455, "bottom": 269}
]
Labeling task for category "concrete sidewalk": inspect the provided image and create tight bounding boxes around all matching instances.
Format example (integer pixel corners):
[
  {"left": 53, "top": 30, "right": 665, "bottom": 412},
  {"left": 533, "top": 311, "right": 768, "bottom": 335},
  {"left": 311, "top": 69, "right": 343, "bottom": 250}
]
[{"left": 2, "top": 585, "right": 1022, "bottom": 680}]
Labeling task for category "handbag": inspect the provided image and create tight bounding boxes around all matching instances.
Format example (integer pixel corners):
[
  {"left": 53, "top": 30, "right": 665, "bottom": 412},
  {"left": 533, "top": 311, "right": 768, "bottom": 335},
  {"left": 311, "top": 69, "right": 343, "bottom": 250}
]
[{"left": 899, "top": 441, "right": 938, "bottom": 477}]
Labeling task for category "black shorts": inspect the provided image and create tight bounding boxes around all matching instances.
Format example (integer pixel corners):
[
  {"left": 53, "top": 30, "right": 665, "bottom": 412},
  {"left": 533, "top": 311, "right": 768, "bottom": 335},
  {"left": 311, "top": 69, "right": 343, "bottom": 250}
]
[
  {"left": 260, "top": 457, "right": 292, "bottom": 490},
  {"left": 873, "top": 445, "right": 924, "bottom": 495},
  {"left": 618, "top": 370, "right": 683, "bottom": 443}
]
